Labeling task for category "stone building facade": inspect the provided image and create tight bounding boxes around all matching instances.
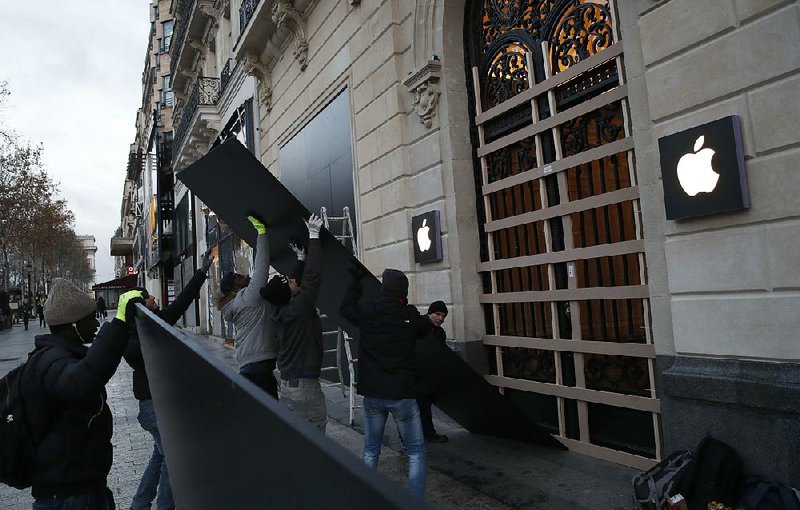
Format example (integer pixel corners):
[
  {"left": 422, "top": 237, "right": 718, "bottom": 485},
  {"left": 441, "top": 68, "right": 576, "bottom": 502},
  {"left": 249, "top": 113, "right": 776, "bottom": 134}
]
[{"left": 161, "top": 0, "right": 799, "bottom": 482}]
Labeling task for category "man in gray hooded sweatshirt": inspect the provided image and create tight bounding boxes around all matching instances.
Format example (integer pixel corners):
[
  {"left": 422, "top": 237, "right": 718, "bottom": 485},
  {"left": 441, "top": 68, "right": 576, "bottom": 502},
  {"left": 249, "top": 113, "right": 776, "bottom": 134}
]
[{"left": 217, "top": 214, "right": 278, "bottom": 398}]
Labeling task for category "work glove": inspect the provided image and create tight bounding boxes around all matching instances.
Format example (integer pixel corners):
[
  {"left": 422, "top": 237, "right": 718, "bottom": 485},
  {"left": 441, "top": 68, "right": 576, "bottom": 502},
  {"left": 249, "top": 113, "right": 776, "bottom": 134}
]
[
  {"left": 289, "top": 241, "right": 306, "bottom": 261},
  {"left": 247, "top": 214, "right": 267, "bottom": 235},
  {"left": 200, "top": 249, "right": 213, "bottom": 272},
  {"left": 116, "top": 290, "right": 146, "bottom": 323},
  {"left": 305, "top": 213, "right": 323, "bottom": 239}
]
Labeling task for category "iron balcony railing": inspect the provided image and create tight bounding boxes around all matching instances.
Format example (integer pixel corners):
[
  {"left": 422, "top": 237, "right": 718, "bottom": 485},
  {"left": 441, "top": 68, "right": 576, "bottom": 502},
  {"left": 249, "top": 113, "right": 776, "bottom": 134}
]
[
  {"left": 170, "top": 0, "right": 196, "bottom": 77},
  {"left": 220, "top": 58, "right": 236, "bottom": 93},
  {"left": 238, "top": 0, "right": 262, "bottom": 39},
  {"left": 174, "top": 77, "right": 221, "bottom": 151}
]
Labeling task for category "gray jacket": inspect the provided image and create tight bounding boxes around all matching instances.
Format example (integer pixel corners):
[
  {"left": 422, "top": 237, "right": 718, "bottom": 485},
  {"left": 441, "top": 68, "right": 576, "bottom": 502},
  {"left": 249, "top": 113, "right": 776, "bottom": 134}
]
[{"left": 221, "top": 233, "right": 277, "bottom": 367}]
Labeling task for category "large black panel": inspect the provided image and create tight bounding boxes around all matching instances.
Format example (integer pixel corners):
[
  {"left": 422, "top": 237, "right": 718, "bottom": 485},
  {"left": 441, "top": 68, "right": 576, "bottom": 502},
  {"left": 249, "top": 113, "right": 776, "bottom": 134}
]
[
  {"left": 135, "top": 306, "right": 421, "bottom": 509},
  {"left": 177, "top": 139, "right": 562, "bottom": 448}
]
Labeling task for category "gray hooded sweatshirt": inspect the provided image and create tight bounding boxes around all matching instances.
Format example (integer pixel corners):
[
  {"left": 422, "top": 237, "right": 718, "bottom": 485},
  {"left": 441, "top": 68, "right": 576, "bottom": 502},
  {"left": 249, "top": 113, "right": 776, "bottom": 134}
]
[{"left": 221, "top": 232, "right": 277, "bottom": 367}]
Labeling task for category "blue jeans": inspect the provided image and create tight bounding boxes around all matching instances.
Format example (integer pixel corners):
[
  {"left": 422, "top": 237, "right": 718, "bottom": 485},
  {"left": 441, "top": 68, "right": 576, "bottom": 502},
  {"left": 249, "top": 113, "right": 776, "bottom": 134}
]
[
  {"left": 131, "top": 400, "right": 174, "bottom": 510},
  {"left": 362, "top": 397, "right": 426, "bottom": 501},
  {"left": 33, "top": 488, "right": 112, "bottom": 509}
]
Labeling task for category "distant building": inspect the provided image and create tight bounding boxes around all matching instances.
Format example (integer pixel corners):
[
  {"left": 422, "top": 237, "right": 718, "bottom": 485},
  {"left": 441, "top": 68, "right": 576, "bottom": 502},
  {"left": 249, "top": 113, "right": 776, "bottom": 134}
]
[{"left": 76, "top": 234, "right": 97, "bottom": 291}]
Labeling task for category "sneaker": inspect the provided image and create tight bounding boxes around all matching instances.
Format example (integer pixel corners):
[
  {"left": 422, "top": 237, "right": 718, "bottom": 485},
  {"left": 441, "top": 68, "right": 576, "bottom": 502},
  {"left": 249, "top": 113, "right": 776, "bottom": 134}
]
[{"left": 425, "top": 433, "right": 448, "bottom": 443}]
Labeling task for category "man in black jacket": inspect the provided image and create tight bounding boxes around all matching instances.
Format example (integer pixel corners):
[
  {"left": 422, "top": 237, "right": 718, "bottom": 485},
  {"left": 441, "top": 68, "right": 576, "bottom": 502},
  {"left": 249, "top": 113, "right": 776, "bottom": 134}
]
[
  {"left": 260, "top": 215, "right": 327, "bottom": 431},
  {"left": 21, "top": 278, "right": 143, "bottom": 509},
  {"left": 126, "top": 251, "right": 212, "bottom": 510},
  {"left": 418, "top": 300, "right": 449, "bottom": 443},
  {"left": 340, "top": 265, "right": 430, "bottom": 502}
]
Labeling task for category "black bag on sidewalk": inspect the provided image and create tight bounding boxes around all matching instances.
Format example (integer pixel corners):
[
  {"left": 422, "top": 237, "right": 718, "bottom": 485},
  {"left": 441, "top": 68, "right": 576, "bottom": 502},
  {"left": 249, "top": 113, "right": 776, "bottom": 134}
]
[
  {"left": 0, "top": 348, "right": 53, "bottom": 489},
  {"left": 740, "top": 475, "right": 800, "bottom": 510},
  {"left": 681, "top": 436, "right": 744, "bottom": 509},
  {"left": 633, "top": 449, "right": 694, "bottom": 510}
]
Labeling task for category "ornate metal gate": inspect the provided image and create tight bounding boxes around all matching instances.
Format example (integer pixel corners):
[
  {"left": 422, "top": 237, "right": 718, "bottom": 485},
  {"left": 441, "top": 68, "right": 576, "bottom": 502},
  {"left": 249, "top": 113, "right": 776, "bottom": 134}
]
[{"left": 465, "top": 0, "right": 659, "bottom": 469}]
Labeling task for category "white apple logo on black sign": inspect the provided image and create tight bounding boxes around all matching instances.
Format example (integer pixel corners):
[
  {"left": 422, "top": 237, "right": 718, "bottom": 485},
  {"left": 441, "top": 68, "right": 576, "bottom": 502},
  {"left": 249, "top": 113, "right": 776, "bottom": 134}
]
[
  {"left": 677, "top": 135, "right": 720, "bottom": 196},
  {"left": 416, "top": 219, "right": 431, "bottom": 252}
]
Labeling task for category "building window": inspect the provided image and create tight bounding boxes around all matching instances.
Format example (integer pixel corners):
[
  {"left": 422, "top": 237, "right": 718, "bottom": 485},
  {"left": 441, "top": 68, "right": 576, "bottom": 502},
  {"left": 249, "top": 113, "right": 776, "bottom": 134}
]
[
  {"left": 162, "top": 75, "right": 173, "bottom": 107},
  {"left": 161, "top": 20, "right": 173, "bottom": 53}
]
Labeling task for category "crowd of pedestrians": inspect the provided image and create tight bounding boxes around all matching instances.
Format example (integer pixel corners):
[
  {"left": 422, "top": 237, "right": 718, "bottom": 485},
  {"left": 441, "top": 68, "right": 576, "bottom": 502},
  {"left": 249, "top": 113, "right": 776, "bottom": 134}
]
[{"left": 7, "top": 212, "right": 449, "bottom": 508}]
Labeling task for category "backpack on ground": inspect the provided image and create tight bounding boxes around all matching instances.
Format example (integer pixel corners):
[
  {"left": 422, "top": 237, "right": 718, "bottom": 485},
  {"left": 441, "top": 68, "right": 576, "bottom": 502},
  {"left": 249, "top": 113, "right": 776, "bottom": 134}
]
[
  {"left": 740, "top": 475, "right": 800, "bottom": 510},
  {"left": 680, "top": 436, "right": 744, "bottom": 509},
  {"left": 0, "top": 348, "right": 50, "bottom": 489},
  {"left": 633, "top": 449, "right": 694, "bottom": 510}
]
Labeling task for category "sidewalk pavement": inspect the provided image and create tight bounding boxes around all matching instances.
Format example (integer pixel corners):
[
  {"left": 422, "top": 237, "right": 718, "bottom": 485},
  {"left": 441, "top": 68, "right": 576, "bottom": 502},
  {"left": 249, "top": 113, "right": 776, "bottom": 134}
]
[{"left": 0, "top": 322, "right": 639, "bottom": 509}]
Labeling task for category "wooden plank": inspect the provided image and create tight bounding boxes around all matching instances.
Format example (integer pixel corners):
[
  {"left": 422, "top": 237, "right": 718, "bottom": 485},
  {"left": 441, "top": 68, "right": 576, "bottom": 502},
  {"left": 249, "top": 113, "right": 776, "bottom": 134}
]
[
  {"left": 477, "top": 240, "right": 644, "bottom": 272},
  {"left": 484, "top": 335, "right": 656, "bottom": 358},
  {"left": 482, "top": 137, "right": 634, "bottom": 195},
  {"left": 486, "top": 375, "right": 661, "bottom": 414},
  {"left": 477, "top": 84, "right": 628, "bottom": 158},
  {"left": 557, "top": 437, "right": 657, "bottom": 471},
  {"left": 479, "top": 285, "right": 649, "bottom": 303},
  {"left": 484, "top": 186, "right": 639, "bottom": 233}
]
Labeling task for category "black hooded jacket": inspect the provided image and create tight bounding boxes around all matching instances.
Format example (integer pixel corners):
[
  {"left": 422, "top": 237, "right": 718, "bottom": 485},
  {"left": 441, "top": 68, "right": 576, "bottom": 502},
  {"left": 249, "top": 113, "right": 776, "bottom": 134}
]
[
  {"left": 340, "top": 275, "right": 428, "bottom": 399},
  {"left": 123, "top": 267, "right": 209, "bottom": 400},
  {"left": 22, "top": 318, "right": 128, "bottom": 498}
]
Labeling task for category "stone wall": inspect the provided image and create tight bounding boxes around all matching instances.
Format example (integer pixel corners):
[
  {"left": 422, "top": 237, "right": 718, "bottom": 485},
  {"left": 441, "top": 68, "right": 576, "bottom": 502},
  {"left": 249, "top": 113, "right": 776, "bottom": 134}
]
[{"left": 620, "top": 0, "right": 800, "bottom": 485}]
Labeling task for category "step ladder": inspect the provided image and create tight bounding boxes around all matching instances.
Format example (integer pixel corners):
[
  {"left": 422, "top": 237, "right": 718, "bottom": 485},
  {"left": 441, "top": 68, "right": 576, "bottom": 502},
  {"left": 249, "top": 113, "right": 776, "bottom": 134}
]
[{"left": 319, "top": 206, "right": 361, "bottom": 425}]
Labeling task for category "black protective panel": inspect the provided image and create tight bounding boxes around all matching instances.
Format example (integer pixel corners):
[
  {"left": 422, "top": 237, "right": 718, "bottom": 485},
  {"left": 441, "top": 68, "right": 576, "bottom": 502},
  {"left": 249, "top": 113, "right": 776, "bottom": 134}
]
[
  {"left": 135, "top": 306, "right": 422, "bottom": 510},
  {"left": 177, "top": 138, "right": 378, "bottom": 333},
  {"left": 416, "top": 338, "right": 564, "bottom": 449},
  {"left": 177, "top": 139, "right": 562, "bottom": 448}
]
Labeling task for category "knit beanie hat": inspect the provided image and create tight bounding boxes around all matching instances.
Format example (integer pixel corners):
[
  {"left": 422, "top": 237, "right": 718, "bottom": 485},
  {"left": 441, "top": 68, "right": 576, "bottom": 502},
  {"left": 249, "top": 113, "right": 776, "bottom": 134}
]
[
  {"left": 427, "top": 300, "right": 448, "bottom": 316},
  {"left": 381, "top": 269, "right": 408, "bottom": 298},
  {"left": 44, "top": 278, "right": 97, "bottom": 326},
  {"left": 220, "top": 273, "right": 237, "bottom": 294},
  {"left": 259, "top": 275, "right": 291, "bottom": 307}
]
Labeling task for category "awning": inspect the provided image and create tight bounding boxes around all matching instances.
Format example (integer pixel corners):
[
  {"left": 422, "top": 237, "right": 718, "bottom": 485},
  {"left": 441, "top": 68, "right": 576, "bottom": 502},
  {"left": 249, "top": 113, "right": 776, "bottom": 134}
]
[{"left": 92, "top": 274, "right": 138, "bottom": 291}]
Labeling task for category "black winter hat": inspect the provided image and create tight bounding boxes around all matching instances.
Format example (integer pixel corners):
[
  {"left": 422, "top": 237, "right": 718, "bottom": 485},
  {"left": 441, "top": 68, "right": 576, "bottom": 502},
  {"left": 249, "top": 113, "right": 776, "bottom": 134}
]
[
  {"left": 220, "top": 273, "right": 237, "bottom": 294},
  {"left": 427, "top": 300, "right": 448, "bottom": 316},
  {"left": 381, "top": 269, "right": 408, "bottom": 298},
  {"left": 260, "top": 275, "right": 291, "bottom": 307}
]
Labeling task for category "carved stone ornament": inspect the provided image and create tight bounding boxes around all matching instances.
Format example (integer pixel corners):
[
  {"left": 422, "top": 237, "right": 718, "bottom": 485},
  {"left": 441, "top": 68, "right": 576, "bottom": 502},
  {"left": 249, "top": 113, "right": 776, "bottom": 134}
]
[
  {"left": 403, "top": 60, "right": 442, "bottom": 129},
  {"left": 271, "top": 1, "right": 309, "bottom": 71},
  {"left": 243, "top": 53, "right": 273, "bottom": 112}
]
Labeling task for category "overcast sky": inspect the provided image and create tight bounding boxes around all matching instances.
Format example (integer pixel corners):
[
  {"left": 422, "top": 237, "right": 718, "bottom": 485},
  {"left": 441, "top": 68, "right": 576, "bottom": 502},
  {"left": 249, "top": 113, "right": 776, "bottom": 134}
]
[{"left": 0, "top": 2, "right": 151, "bottom": 284}]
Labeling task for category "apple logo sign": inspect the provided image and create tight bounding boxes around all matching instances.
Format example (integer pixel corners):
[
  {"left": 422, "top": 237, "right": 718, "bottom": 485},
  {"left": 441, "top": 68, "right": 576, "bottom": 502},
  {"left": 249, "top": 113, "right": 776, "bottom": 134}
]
[
  {"left": 412, "top": 210, "right": 442, "bottom": 263},
  {"left": 676, "top": 135, "right": 719, "bottom": 196},
  {"left": 658, "top": 116, "right": 749, "bottom": 220},
  {"left": 416, "top": 219, "right": 432, "bottom": 252}
]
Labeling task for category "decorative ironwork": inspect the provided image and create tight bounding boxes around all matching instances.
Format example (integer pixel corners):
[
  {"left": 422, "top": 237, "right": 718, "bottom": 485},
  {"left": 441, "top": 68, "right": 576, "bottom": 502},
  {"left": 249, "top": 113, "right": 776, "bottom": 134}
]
[
  {"left": 555, "top": 58, "right": 617, "bottom": 109},
  {"left": 503, "top": 347, "right": 556, "bottom": 384},
  {"left": 480, "top": 0, "right": 556, "bottom": 54},
  {"left": 486, "top": 136, "right": 537, "bottom": 183},
  {"left": 560, "top": 101, "right": 624, "bottom": 157},
  {"left": 549, "top": 1, "right": 613, "bottom": 74},
  {"left": 239, "top": 0, "right": 261, "bottom": 37},
  {"left": 174, "top": 77, "right": 221, "bottom": 150},
  {"left": 484, "top": 43, "right": 531, "bottom": 109},
  {"left": 220, "top": 59, "right": 235, "bottom": 93},
  {"left": 584, "top": 354, "right": 650, "bottom": 396},
  {"left": 170, "top": 0, "right": 196, "bottom": 77}
]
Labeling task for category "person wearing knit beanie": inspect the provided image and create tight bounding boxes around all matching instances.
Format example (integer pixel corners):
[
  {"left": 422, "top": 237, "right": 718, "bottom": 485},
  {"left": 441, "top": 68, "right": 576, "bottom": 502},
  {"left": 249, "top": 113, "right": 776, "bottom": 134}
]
[
  {"left": 419, "top": 300, "right": 449, "bottom": 443},
  {"left": 44, "top": 278, "right": 98, "bottom": 326}
]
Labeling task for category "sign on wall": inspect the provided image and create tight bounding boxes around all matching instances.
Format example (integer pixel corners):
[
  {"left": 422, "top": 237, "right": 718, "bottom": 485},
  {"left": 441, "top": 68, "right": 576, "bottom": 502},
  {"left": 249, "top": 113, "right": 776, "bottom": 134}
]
[
  {"left": 658, "top": 115, "right": 749, "bottom": 220},
  {"left": 412, "top": 210, "right": 442, "bottom": 264}
]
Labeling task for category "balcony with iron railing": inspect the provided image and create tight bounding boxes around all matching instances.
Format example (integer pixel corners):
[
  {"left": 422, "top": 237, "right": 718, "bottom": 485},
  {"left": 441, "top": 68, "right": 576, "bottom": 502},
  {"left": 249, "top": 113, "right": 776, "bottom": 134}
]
[
  {"left": 220, "top": 58, "right": 236, "bottom": 94},
  {"left": 169, "top": 0, "right": 195, "bottom": 78},
  {"left": 234, "top": 0, "right": 313, "bottom": 72},
  {"left": 173, "top": 77, "right": 221, "bottom": 167}
]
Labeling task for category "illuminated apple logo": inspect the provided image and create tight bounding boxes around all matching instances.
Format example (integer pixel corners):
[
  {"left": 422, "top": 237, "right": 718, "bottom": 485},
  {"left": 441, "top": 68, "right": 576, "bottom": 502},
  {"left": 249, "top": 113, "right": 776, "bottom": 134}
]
[
  {"left": 416, "top": 219, "right": 432, "bottom": 252},
  {"left": 676, "top": 135, "right": 720, "bottom": 196}
]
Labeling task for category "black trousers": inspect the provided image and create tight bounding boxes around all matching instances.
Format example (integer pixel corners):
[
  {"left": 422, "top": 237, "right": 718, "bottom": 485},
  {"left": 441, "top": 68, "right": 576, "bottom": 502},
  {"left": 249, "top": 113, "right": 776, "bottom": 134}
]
[
  {"left": 240, "top": 358, "right": 278, "bottom": 400},
  {"left": 416, "top": 395, "right": 436, "bottom": 436}
]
